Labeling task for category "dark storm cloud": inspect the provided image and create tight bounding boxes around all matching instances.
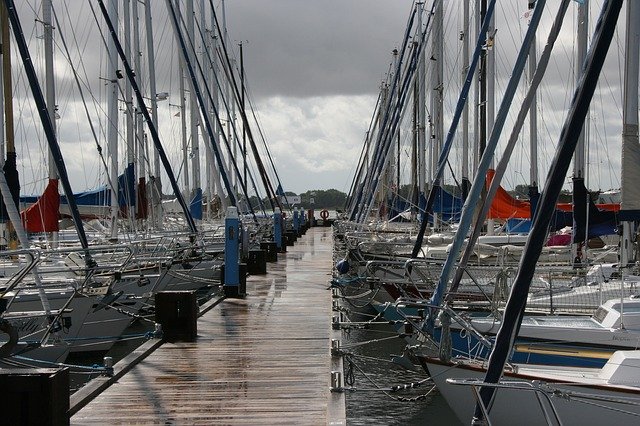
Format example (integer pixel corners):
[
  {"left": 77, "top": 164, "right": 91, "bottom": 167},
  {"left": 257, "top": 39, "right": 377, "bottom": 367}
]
[{"left": 223, "top": 0, "right": 415, "bottom": 99}]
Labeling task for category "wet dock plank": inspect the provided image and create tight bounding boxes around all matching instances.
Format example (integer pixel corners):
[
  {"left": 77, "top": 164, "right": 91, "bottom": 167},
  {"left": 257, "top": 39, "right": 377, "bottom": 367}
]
[{"left": 71, "top": 226, "right": 344, "bottom": 425}]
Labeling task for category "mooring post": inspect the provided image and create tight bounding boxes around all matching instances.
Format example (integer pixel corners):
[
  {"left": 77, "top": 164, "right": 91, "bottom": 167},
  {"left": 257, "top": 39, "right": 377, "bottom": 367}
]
[
  {"left": 241, "top": 221, "right": 249, "bottom": 260},
  {"left": 224, "top": 206, "right": 244, "bottom": 297},
  {"left": 274, "top": 207, "right": 284, "bottom": 252},
  {"left": 308, "top": 208, "right": 315, "bottom": 227},
  {"left": 293, "top": 207, "right": 300, "bottom": 235}
]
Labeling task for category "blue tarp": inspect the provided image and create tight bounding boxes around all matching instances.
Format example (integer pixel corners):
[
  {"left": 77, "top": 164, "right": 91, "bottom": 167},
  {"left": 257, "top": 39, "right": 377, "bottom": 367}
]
[
  {"left": 22, "top": 164, "right": 136, "bottom": 208},
  {"left": 431, "top": 186, "right": 462, "bottom": 222},
  {"left": 190, "top": 188, "right": 203, "bottom": 220}
]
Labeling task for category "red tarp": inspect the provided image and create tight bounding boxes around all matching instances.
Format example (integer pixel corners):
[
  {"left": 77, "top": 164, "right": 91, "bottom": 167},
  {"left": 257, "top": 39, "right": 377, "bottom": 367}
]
[
  {"left": 484, "top": 170, "right": 619, "bottom": 220},
  {"left": 21, "top": 179, "right": 59, "bottom": 232},
  {"left": 486, "top": 169, "right": 531, "bottom": 219}
]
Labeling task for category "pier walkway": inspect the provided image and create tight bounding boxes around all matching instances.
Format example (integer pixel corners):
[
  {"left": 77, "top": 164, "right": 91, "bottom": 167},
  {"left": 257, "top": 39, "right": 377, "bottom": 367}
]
[{"left": 71, "top": 226, "right": 344, "bottom": 425}]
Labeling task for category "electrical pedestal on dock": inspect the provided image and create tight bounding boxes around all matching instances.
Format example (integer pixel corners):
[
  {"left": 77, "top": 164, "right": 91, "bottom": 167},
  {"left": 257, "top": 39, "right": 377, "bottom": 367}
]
[{"left": 224, "top": 207, "right": 246, "bottom": 298}]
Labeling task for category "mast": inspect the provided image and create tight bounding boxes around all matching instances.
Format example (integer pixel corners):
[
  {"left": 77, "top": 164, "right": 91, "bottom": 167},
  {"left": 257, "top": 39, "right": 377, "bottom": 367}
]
[
  {"left": 572, "top": 0, "right": 588, "bottom": 264},
  {"left": 144, "top": 0, "right": 162, "bottom": 227},
  {"left": 178, "top": 34, "right": 190, "bottom": 194},
  {"left": 0, "top": 2, "right": 16, "bottom": 250},
  {"left": 620, "top": 0, "right": 640, "bottom": 266},
  {"left": 43, "top": 1, "right": 58, "bottom": 183},
  {"left": 485, "top": 5, "right": 495, "bottom": 235},
  {"left": 106, "top": 0, "right": 119, "bottom": 240},
  {"left": 209, "top": 2, "right": 226, "bottom": 214},
  {"left": 123, "top": 0, "right": 135, "bottom": 220},
  {"left": 186, "top": 0, "right": 202, "bottom": 220},
  {"left": 528, "top": 2, "right": 538, "bottom": 192},
  {"left": 131, "top": 0, "right": 146, "bottom": 223},
  {"left": 417, "top": 2, "right": 426, "bottom": 214},
  {"left": 200, "top": 0, "right": 212, "bottom": 219},
  {"left": 461, "top": 0, "right": 470, "bottom": 199},
  {"left": 240, "top": 42, "right": 247, "bottom": 199},
  {"left": 431, "top": 0, "right": 443, "bottom": 229}
]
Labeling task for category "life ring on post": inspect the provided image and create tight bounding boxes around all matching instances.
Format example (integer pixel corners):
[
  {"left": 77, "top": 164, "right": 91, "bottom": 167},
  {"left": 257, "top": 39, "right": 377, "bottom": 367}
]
[{"left": 320, "top": 209, "right": 329, "bottom": 221}]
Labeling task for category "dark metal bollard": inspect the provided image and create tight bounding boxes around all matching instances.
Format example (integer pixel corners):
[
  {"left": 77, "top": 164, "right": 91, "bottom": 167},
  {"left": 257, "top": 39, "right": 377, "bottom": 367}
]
[
  {"left": 155, "top": 291, "right": 198, "bottom": 342},
  {"left": 247, "top": 249, "right": 267, "bottom": 275},
  {"left": 260, "top": 241, "right": 278, "bottom": 262},
  {"left": 285, "top": 230, "right": 297, "bottom": 246},
  {"left": 0, "top": 368, "right": 69, "bottom": 426}
]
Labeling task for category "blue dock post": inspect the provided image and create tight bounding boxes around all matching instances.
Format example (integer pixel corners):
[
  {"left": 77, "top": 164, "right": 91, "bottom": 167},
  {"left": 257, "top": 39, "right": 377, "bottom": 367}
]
[
  {"left": 224, "top": 207, "right": 245, "bottom": 298},
  {"left": 274, "top": 207, "right": 285, "bottom": 253},
  {"left": 301, "top": 208, "right": 307, "bottom": 234}
]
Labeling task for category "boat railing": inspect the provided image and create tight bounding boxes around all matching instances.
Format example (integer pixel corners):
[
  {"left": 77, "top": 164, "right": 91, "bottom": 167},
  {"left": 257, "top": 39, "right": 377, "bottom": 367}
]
[
  {"left": 447, "top": 377, "right": 640, "bottom": 426},
  {"left": 0, "top": 249, "right": 41, "bottom": 298}
]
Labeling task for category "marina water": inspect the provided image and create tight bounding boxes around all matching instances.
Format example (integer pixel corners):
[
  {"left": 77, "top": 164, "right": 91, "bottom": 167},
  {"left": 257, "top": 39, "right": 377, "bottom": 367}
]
[{"left": 344, "top": 321, "right": 460, "bottom": 425}]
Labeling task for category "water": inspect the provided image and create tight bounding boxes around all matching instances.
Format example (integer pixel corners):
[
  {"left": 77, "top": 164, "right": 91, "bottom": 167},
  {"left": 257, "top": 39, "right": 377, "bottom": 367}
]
[{"left": 344, "top": 318, "right": 462, "bottom": 425}]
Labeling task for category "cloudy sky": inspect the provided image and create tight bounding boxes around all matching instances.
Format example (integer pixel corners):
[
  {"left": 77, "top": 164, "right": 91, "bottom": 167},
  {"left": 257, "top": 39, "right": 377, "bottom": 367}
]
[
  {"left": 222, "top": 0, "right": 416, "bottom": 194},
  {"left": 9, "top": 0, "right": 630, "bottom": 200}
]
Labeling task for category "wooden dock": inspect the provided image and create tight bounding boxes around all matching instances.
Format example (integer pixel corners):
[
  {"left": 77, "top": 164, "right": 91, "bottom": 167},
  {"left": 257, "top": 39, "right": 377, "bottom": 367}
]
[{"left": 71, "top": 226, "right": 345, "bottom": 425}]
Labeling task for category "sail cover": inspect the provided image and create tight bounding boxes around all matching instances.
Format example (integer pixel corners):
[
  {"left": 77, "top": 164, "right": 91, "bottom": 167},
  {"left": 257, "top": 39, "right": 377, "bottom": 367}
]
[
  {"left": 486, "top": 169, "right": 530, "bottom": 219},
  {"left": 20, "top": 178, "right": 59, "bottom": 233},
  {"left": 431, "top": 186, "right": 462, "bottom": 222},
  {"left": 572, "top": 177, "right": 618, "bottom": 242}
]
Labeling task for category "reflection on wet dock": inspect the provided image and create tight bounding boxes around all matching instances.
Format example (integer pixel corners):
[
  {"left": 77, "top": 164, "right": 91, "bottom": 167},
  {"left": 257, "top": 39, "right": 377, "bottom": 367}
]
[{"left": 71, "top": 227, "right": 344, "bottom": 425}]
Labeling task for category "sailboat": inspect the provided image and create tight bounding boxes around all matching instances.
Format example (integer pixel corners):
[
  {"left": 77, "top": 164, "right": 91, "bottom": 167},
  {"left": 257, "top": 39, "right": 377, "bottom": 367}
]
[{"left": 420, "top": 0, "right": 640, "bottom": 423}]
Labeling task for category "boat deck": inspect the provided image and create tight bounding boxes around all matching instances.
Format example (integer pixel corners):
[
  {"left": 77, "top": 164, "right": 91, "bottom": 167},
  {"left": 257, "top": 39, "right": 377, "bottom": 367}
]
[{"left": 71, "top": 226, "right": 345, "bottom": 425}]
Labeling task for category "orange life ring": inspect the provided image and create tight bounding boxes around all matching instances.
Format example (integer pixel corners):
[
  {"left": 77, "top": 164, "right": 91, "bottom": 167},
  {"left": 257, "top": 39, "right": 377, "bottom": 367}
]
[{"left": 320, "top": 209, "right": 329, "bottom": 220}]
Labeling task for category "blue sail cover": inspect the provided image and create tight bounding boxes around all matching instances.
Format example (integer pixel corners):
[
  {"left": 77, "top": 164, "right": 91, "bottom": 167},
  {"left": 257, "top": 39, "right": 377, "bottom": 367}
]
[
  {"left": 572, "top": 177, "right": 618, "bottom": 242},
  {"left": 190, "top": 188, "right": 203, "bottom": 220},
  {"left": 23, "top": 164, "right": 137, "bottom": 207},
  {"left": 430, "top": 186, "right": 462, "bottom": 223},
  {"left": 529, "top": 189, "right": 573, "bottom": 232}
]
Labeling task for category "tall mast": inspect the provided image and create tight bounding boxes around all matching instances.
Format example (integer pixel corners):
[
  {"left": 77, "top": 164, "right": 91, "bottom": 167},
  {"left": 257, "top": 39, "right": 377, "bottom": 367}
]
[
  {"left": 186, "top": 0, "right": 201, "bottom": 219},
  {"left": 573, "top": 0, "right": 589, "bottom": 263},
  {"left": 42, "top": 0, "right": 58, "bottom": 245},
  {"left": 430, "top": 0, "right": 443, "bottom": 228},
  {"left": 178, "top": 27, "right": 190, "bottom": 194},
  {"left": 209, "top": 2, "right": 226, "bottom": 214},
  {"left": 201, "top": 0, "right": 212, "bottom": 219},
  {"left": 620, "top": 1, "right": 640, "bottom": 266},
  {"left": 240, "top": 41, "right": 247, "bottom": 196},
  {"left": 131, "top": 0, "right": 146, "bottom": 223},
  {"left": 144, "top": 0, "right": 162, "bottom": 227},
  {"left": 106, "top": 0, "right": 119, "bottom": 240},
  {"left": 0, "top": 3, "right": 16, "bottom": 249},
  {"left": 417, "top": 2, "right": 426, "bottom": 215},
  {"left": 43, "top": 0, "right": 56, "bottom": 180},
  {"left": 529, "top": 2, "right": 538, "bottom": 190},
  {"left": 221, "top": 0, "right": 233, "bottom": 198},
  {"left": 461, "top": 0, "right": 470, "bottom": 199},
  {"left": 574, "top": 1, "right": 588, "bottom": 181},
  {"left": 123, "top": 0, "right": 135, "bottom": 220},
  {"left": 485, "top": 2, "right": 495, "bottom": 236}
]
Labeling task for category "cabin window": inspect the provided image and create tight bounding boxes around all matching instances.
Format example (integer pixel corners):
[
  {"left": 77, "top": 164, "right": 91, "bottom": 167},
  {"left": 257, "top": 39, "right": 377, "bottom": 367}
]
[{"left": 592, "top": 306, "right": 608, "bottom": 324}]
